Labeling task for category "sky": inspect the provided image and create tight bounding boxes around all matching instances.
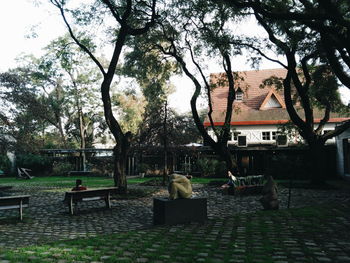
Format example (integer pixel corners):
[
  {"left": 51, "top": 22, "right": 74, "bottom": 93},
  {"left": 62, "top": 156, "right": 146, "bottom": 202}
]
[
  {"left": 1, "top": 1, "right": 349, "bottom": 112},
  {"left": 0, "top": 1, "right": 199, "bottom": 113},
  {"left": 0, "top": 1, "right": 265, "bottom": 114},
  {"left": 0, "top": 1, "right": 66, "bottom": 70}
]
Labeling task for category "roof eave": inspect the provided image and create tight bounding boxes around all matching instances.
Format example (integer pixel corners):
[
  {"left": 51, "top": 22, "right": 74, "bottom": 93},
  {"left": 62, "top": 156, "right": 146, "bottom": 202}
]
[{"left": 203, "top": 117, "right": 350, "bottom": 127}]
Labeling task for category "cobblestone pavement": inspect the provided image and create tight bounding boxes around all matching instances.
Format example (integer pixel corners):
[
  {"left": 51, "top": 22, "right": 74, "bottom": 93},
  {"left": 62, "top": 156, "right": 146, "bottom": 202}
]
[{"left": 0, "top": 183, "right": 349, "bottom": 251}]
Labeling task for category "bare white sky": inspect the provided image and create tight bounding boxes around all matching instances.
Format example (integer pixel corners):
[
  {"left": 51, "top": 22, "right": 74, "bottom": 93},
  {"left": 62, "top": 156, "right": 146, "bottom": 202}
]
[{"left": 0, "top": 1, "right": 66, "bottom": 70}]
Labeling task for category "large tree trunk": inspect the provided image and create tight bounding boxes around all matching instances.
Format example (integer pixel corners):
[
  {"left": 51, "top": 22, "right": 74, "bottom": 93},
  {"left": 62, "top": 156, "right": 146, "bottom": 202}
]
[
  {"left": 78, "top": 108, "right": 86, "bottom": 171},
  {"left": 113, "top": 146, "right": 127, "bottom": 193},
  {"left": 163, "top": 101, "right": 168, "bottom": 186},
  {"left": 52, "top": 0, "right": 157, "bottom": 195},
  {"left": 173, "top": 49, "right": 238, "bottom": 177},
  {"left": 308, "top": 140, "right": 327, "bottom": 185},
  {"left": 112, "top": 132, "right": 132, "bottom": 193},
  {"left": 57, "top": 118, "right": 67, "bottom": 147},
  {"left": 214, "top": 143, "right": 238, "bottom": 176}
]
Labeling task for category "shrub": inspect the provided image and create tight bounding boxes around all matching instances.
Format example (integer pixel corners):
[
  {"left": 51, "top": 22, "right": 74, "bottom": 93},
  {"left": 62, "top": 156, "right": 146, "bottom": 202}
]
[
  {"left": 52, "top": 161, "right": 75, "bottom": 176},
  {"left": 0, "top": 155, "right": 11, "bottom": 175},
  {"left": 139, "top": 163, "right": 150, "bottom": 174},
  {"left": 197, "top": 158, "right": 220, "bottom": 177},
  {"left": 16, "top": 154, "right": 52, "bottom": 176},
  {"left": 88, "top": 157, "right": 113, "bottom": 176},
  {"left": 215, "top": 161, "right": 228, "bottom": 178},
  {"left": 265, "top": 153, "right": 308, "bottom": 180}
]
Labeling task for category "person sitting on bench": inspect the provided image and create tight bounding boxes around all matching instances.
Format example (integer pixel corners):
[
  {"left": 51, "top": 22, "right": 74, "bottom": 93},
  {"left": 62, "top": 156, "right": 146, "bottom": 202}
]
[
  {"left": 71, "top": 179, "right": 87, "bottom": 191},
  {"left": 221, "top": 171, "right": 237, "bottom": 190}
]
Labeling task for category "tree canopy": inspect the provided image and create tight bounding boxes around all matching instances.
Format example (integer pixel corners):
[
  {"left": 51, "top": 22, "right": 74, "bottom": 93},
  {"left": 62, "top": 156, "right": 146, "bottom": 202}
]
[{"left": 0, "top": 35, "right": 105, "bottom": 153}]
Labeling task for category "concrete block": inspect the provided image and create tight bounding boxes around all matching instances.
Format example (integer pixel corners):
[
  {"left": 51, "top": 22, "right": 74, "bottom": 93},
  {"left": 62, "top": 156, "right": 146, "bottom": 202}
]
[{"left": 153, "top": 197, "right": 207, "bottom": 225}]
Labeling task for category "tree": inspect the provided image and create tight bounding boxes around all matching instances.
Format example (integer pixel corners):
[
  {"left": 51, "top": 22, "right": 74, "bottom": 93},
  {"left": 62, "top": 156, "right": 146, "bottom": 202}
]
[
  {"left": 150, "top": 0, "right": 244, "bottom": 174},
  {"left": 49, "top": 0, "right": 157, "bottom": 192},
  {"left": 42, "top": 35, "right": 104, "bottom": 170},
  {"left": 121, "top": 29, "right": 180, "bottom": 184},
  {"left": 218, "top": 0, "right": 350, "bottom": 182},
  {"left": 0, "top": 68, "right": 68, "bottom": 153},
  {"left": 0, "top": 33, "right": 107, "bottom": 157},
  {"left": 112, "top": 87, "right": 146, "bottom": 135},
  {"left": 219, "top": 0, "right": 350, "bottom": 90}
]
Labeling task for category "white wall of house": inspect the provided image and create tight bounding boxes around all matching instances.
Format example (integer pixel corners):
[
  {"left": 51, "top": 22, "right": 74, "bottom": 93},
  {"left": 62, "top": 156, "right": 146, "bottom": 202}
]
[
  {"left": 207, "top": 123, "right": 338, "bottom": 146},
  {"left": 336, "top": 128, "right": 350, "bottom": 179}
]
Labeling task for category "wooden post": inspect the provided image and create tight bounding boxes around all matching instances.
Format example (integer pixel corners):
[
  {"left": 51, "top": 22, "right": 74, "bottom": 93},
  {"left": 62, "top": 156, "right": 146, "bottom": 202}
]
[
  {"left": 105, "top": 192, "right": 111, "bottom": 208},
  {"left": 19, "top": 199, "right": 23, "bottom": 221},
  {"left": 69, "top": 196, "right": 74, "bottom": 215}
]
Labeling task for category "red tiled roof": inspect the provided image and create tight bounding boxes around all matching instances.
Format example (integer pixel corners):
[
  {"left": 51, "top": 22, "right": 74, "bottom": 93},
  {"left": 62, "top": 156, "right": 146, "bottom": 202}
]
[{"left": 204, "top": 68, "right": 349, "bottom": 126}]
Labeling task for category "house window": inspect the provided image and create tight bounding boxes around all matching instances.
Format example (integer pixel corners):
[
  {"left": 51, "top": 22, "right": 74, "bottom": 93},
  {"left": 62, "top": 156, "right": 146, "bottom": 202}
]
[
  {"left": 272, "top": 131, "right": 277, "bottom": 140},
  {"left": 233, "top": 132, "right": 241, "bottom": 141},
  {"left": 235, "top": 92, "right": 243, "bottom": 101},
  {"left": 262, "top": 132, "right": 271, "bottom": 140},
  {"left": 262, "top": 131, "right": 277, "bottom": 141}
]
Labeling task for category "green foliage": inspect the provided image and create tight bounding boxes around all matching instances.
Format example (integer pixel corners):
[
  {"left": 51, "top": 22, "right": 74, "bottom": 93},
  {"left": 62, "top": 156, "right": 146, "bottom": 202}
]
[
  {"left": 52, "top": 161, "right": 75, "bottom": 176},
  {"left": 309, "top": 65, "right": 344, "bottom": 112},
  {"left": 215, "top": 160, "right": 228, "bottom": 177},
  {"left": 0, "top": 155, "right": 11, "bottom": 175},
  {"left": 113, "top": 88, "right": 146, "bottom": 135},
  {"left": 138, "top": 163, "right": 150, "bottom": 173},
  {"left": 16, "top": 154, "right": 52, "bottom": 176},
  {"left": 264, "top": 152, "right": 308, "bottom": 180},
  {"left": 196, "top": 157, "right": 220, "bottom": 177},
  {"left": 0, "top": 34, "right": 105, "bottom": 154},
  {"left": 277, "top": 122, "right": 304, "bottom": 145},
  {"left": 88, "top": 157, "right": 113, "bottom": 176}
]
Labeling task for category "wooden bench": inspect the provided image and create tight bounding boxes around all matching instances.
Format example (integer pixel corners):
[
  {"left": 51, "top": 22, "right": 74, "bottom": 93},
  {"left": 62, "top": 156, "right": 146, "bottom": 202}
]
[
  {"left": 0, "top": 186, "right": 13, "bottom": 191},
  {"left": 68, "top": 171, "right": 94, "bottom": 176},
  {"left": 64, "top": 187, "right": 117, "bottom": 215},
  {"left": 0, "top": 195, "right": 30, "bottom": 220}
]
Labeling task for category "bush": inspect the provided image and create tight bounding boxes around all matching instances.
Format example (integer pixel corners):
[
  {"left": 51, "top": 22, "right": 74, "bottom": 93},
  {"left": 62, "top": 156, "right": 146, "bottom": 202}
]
[
  {"left": 52, "top": 161, "right": 75, "bottom": 176},
  {"left": 16, "top": 154, "right": 52, "bottom": 176},
  {"left": 88, "top": 157, "right": 113, "bottom": 176},
  {"left": 215, "top": 161, "right": 227, "bottom": 178},
  {"left": 197, "top": 158, "right": 220, "bottom": 177},
  {"left": 139, "top": 163, "right": 150, "bottom": 174},
  {"left": 265, "top": 153, "right": 308, "bottom": 180},
  {"left": 0, "top": 155, "right": 11, "bottom": 175}
]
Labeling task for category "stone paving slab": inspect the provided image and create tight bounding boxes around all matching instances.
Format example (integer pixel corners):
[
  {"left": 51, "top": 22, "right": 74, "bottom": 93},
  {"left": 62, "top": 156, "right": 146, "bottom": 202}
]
[
  {"left": 0, "top": 183, "right": 349, "bottom": 252},
  {"left": 2, "top": 202, "right": 350, "bottom": 263}
]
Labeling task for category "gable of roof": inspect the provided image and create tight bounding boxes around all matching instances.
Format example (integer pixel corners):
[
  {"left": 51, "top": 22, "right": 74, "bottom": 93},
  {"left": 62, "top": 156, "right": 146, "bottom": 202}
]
[
  {"left": 209, "top": 68, "right": 287, "bottom": 112},
  {"left": 259, "top": 89, "right": 286, "bottom": 110}
]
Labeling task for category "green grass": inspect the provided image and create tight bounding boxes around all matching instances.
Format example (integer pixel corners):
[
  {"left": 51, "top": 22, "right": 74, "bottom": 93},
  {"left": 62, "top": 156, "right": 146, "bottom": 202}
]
[
  {"left": 0, "top": 175, "right": 227, "bottom": 188},
  {"left": 0, "top": 176, "right": 114, "bottom": 188}
]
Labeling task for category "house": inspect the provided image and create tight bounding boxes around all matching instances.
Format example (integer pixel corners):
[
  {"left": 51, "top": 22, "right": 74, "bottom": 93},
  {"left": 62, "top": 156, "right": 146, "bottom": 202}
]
[
  {"left": 336, "top": 129, "right": 350, "bottom": 180},
  {"left": 204, "top": 68, "right": 349, "bottom": 147}
]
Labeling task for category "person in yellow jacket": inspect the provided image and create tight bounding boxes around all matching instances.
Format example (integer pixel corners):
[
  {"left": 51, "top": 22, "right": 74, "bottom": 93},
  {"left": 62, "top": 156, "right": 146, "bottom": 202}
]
[{"left": 168, "top": 173, "right": 192, "bottom": 200}]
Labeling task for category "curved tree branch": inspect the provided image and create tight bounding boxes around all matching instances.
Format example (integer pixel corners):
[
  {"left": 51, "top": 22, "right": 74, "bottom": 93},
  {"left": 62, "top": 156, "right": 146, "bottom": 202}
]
[{"left": 50, "top": 0, "right": 106, "bottom": 76}]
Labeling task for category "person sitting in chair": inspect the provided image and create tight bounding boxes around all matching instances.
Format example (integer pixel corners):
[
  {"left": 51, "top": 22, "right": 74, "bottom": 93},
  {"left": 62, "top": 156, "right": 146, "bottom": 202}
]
[{"left": 71, "top": 179, "right": 87, "bottom": 191}]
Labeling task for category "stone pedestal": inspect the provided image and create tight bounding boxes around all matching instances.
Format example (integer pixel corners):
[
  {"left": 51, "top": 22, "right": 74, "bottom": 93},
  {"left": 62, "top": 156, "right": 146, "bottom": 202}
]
[{"left": 153, "top": 197, "right": 207, "bottom": 225}]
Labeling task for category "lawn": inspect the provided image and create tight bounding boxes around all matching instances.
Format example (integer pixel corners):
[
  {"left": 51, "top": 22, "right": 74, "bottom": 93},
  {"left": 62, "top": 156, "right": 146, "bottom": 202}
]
[{"left": 0, "top": 175, "right": 228, "bottom": 188}]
